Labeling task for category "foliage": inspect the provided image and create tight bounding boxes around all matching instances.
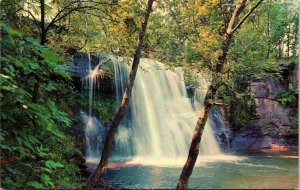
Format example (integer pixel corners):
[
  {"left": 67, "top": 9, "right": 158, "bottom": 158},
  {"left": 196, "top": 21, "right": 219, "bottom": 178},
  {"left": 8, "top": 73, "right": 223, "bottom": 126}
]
[
  {"left": 0, "top": 22, "right": 83, "bottom": 189},
  {"left": 93, "top": 96, "right": 116, "bottom": 123},
  {"left": 0, "top": 0, "right": 298, "bottom": 188},
  {"left": 220, "top": 86, "right": 256, "bottom": 131},
  {"left": 277, "top": 83, "right": 298, "bottom": 108},
  {"left": 183, "top": 69, "right": 200, "bottom": 88},
  {"left": 79, "top": 91, "right": 116, "bottom": 123},
  {"left": 101, "top": 60, "right": 115, "bottom": 78}
]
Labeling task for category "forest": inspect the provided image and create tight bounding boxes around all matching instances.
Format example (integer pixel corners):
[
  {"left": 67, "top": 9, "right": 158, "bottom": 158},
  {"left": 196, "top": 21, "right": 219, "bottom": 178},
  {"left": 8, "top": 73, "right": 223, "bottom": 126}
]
[{"left": 0, "top": 0, "right": 299, "bottom": 189}]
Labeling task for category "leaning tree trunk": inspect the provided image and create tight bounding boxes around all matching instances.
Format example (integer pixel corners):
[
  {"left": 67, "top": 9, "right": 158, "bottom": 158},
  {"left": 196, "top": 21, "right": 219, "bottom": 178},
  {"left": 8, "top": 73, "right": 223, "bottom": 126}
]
[
  {"left": 85, "top": 0, "right": 154, "bottom": 189},
  {"left": 177, "top": 0, "right": 263, "bottom": 189}
]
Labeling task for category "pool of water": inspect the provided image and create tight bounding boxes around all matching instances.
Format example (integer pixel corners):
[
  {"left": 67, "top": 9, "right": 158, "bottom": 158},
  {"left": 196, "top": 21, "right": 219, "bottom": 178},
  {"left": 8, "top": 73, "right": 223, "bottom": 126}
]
[{"left": 89, "top": 151, "right": 298, "bottom": 189}]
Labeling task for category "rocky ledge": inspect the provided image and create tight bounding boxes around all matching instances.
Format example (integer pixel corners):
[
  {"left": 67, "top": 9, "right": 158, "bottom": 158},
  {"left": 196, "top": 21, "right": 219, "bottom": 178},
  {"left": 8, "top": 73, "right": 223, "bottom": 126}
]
[{"left": 233, "top": 64, "right": 298, "bottom": 150}]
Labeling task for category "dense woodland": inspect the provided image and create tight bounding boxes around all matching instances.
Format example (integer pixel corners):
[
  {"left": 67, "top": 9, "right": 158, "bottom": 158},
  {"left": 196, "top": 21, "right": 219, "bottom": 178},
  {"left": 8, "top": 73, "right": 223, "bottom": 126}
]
[{"left": 0, "top": 0, "right": 298, "bottom": 189}]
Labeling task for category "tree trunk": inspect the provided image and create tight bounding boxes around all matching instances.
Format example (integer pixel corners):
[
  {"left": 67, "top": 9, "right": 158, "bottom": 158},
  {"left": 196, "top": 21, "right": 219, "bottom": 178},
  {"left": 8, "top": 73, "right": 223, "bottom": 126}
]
[
  {"left": 85, "top": 0, "right": 154, "bottom": 189},
  {"left": 40, "top": 0, "right": 46, "bottom": 45},
  {"left": 32, "top": 0, "right": 45, "bottom": 103},
  {"left": 266, "top": 11, "right": 270, "bottom": 59},
  {"left": 287, "top": 25, "right": 290, "bottom": 57},
  {"left": 177, "top": 97, "right": 212, "bottom": 189},
  {"left": 177, "top": 0, "right": 263, "bottom": 189},
  {"left": 32, "top": 82, "right": 40, "bottom": 103}
]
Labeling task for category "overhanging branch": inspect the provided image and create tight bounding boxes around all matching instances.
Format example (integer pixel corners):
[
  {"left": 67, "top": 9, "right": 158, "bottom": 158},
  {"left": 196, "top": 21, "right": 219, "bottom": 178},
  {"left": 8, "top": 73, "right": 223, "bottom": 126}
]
[{"left": 45, "top": 1, "right": 117, "bottom": 34}]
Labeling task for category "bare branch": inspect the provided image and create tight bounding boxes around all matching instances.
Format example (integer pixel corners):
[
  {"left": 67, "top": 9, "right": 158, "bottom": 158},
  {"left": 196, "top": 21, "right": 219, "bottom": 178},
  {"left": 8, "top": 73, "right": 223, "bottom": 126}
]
[{"left": 85, "top": 1, "right": 155, "bottom": 189}]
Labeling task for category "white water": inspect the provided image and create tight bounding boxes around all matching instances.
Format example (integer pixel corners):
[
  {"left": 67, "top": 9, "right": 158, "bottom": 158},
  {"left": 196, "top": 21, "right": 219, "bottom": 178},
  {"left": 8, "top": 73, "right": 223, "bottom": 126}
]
[
  {"left": 82, "top": 55, "right": 239, "bottom": 166},
  {"left": 81, "top": 54, "right": 105, "bottom": 159},
  {"left": 111, "top": 58, "right": 223, "bottom": 164}
]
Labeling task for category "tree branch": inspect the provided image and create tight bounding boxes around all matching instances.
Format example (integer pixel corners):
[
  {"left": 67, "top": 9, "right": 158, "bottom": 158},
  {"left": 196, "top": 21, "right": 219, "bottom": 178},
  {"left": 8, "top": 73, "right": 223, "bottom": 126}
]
[
  {"left": 231, "top": 0, "right": 264, "bottom": 34},
  {"left": 226, "top": 0, "right": 247, "bottom": 35},
  {"left": 18, "top": 8, "right": 41, "bottom": 33},
  {"left": 207, "top": 101, "right": 223, "bottom": 107},
  {"left": 45, "top": 1, "right": 116, "bottom": 33}
]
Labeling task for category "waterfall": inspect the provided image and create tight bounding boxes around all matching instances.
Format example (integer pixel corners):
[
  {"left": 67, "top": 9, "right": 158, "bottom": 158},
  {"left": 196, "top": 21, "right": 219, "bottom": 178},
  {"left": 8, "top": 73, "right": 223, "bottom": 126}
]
[
  {"left": 81, "top": 54, "right": 105, "bottom": 159},
  {"left": 111, "top": 57, "right": 222, "bottom": 163},
  {"left": 82, "top": 54, "right": 225, "bottom": 165}
]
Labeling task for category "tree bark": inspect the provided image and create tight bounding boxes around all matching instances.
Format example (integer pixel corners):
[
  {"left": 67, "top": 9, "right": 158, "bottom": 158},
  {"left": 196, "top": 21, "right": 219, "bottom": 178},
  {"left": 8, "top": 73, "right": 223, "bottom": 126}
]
[
  {"left": 32, "top": 82, "right": 40, "bottom": 103},
  {"left": 177, "top": 0, "right": 263, "bottom": 189},
  {"left": 85, "top": 0, "right": 154, "bottom": 189},
  {"left": 266, "top": 11, "right": 270, "bottom": 59},
  {"left": 287, "top": 25, "right": 290, "bottom": 57},
  {"left": 40, "top": 0, "right": 46, "bottom": 45},
  {"left": 176, "top": 95, "right": 212, "bottom": 190},
  {"left": 32, "top": 0, "right": 45, "bottom": 103}
]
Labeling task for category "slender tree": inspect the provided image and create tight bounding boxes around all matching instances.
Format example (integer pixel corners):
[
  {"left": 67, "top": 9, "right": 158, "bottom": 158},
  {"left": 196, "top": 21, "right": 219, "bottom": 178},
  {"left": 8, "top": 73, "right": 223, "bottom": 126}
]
[
  {"left": 177, "top": 0, "right": 263, "bottom": 189},
  {"left": 26, "top": 0, "right": 115, "bottom": 102},
  {"left": 85, "top": 0, "right": 155, "bottom": 189}
]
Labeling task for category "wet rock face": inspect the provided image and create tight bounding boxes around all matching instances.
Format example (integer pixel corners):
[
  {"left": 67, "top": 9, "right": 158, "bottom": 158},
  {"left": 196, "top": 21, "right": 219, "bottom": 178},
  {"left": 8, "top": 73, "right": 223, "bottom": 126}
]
[
  {"left": 69, "top": 53, "right": 114, "bottom": 95},
  {"left": 254, "top": 99, "right": 290, "bottom": 119},
  {"left": 232, "top": 119, "right": 294, "bottom": 150},
  {"left": 249, "top": 80, "right": 285, "bottom": 99},
  {"left": 233, "top": 65, "right": 298, "bottom": 150}
]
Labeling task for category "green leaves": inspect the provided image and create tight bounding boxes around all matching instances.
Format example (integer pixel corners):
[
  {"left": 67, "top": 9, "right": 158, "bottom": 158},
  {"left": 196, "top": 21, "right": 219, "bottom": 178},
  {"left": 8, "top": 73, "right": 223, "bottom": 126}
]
[
  {"left": 1, "top": 22, "right": 22, "bottom": 37},
  {"left": 46, "top": 123, "right": 66, "bottom": 139},
  {"left": 0, "top": 22, "right": 83, "bottom": 190},
  {"left": 277, "top": 84, "right": 298, "bottom": 108},
  {"left": 45, "top": 160, "right": 64, "bottom": 169},
  {"left": 41, "top": 174, "right": 54, "bottom": 187},
  {"left": 27, "top": 181, "right": 44, "bottom": 189}
]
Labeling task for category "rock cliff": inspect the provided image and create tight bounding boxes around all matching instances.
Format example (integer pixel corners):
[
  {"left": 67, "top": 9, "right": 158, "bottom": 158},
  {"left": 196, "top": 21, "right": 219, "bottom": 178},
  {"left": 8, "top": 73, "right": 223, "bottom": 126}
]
[{"left": 233, "top": 64, "right": 298, "bottom": 150}]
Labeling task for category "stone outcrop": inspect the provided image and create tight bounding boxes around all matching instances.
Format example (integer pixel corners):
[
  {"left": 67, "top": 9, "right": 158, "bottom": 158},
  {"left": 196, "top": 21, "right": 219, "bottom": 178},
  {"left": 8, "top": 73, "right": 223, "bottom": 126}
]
[
  {"left": 69, "top": 53, "right": 114, "bottom": 95},
  {"left": 233, "top": 64, "right": 298, "bottom": 150},
  {"left": 249, "top": 80, "right": 285, "bottom": 99},
  {"left": 289, "top": 64, "right": 298, "bottom": 84}
]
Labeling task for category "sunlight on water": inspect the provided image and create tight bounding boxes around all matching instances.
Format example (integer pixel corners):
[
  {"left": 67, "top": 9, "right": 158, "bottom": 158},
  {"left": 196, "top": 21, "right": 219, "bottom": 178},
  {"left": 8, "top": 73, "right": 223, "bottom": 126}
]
[
  {"left": 126, "top": 155, "right": 245, "bottom": 167},
  {"left": 85, "top": 154, "right": 245, "bottom": 168}
]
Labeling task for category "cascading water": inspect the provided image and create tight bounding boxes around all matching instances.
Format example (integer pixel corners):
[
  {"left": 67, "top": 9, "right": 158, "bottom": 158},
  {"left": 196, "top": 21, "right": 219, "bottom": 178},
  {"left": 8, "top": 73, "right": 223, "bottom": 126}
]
[
  {"left": 111, "top": 58, "right": 223, "bottom": 165},
  {"left": 211, "top": 108, "right": 230, "bottom": 151},
  {"left": 82, "top": 54, "right": 229, "bottom": 165},
  {"left": 81, "top": 54, "right": 106, "bottom": 159}
]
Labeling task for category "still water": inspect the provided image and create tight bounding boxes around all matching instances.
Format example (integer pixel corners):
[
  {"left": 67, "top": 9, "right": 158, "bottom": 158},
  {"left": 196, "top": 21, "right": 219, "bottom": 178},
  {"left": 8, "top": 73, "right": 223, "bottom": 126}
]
[{"left": 94, "top": 151, "right": 299, "bottom": 189}]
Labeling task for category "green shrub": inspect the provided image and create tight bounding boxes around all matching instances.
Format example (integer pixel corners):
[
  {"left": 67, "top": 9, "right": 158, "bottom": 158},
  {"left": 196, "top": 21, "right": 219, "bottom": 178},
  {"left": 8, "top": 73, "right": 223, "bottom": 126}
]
[
  {"left": 0, "top": 22, "right": 83, "bottom": 189},
  {"left": 277, "top": 83, "right": 298, "bottom": 108}
]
